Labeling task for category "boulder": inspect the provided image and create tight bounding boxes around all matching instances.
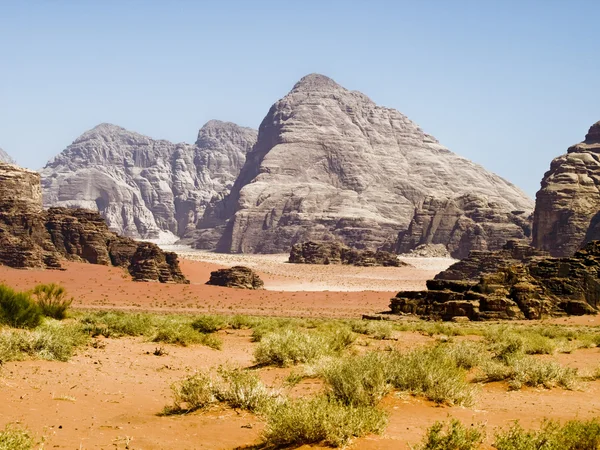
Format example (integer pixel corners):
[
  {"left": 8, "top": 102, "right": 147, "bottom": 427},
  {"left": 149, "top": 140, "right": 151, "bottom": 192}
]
[
  {"left": 289, "top": 241, "right": 407, "bottom": 267},
  {"left": 206, "top": 266, "right": 264, "bottom": 289}
]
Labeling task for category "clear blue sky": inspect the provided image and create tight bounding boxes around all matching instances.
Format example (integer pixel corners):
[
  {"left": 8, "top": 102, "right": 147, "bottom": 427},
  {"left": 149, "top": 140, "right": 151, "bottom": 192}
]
[{"left": 1, "top": 0, "right": 598, "bottom": 197}]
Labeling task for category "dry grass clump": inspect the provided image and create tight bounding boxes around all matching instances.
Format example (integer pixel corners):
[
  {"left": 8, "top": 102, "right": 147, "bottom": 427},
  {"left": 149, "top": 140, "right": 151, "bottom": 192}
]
[
  {"left": 254, "top": 328, "right": 354, "bottom": 367},
  {"left": 414, "top": 419, "right": 485, "bottom": 450},
  {"left": 191, "top": 315, "right": 228, "bottom": 333},
  {"left": 349, "top": 320, "right": 394, "bottom": 340},
  {"left": 262, "top": 395, "right": 387, "bottom": 447},
  {"left": 165, "top": 372, "right": 216, "bottom": 414},
  {"left": 494, "top": 419, "right": 600, "bottom": 450},
  {"left": 0, "top": 321, "right": 88, "bottom": 362},
  {"left": 215, "top": 367, "right": 276, "bottom": 413},
  {"left": 0, "top": 423, "right": 35, "bottom": 450}
]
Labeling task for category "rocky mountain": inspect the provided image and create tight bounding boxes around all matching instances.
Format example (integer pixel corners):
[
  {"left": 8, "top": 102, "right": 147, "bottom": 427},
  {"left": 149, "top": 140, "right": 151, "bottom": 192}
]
[
  {"left": 0, "top": 148, "right": 15, "bottom": 164},
  {"left": 0, "top": 162, "right": 187, "bottom": 282},
  {"left": 41, "top": 121, "right": 257, "bottom": 242},
  {"left": 533, "top": 121, "right": 600, "bottom": 257},
  {"left": 198, "top": 73, "right": 533, "bottom": 254}
]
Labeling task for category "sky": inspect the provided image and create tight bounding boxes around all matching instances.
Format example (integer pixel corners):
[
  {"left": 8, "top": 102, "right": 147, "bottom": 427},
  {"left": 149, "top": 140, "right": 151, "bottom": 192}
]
[{"left": 1, "top": 0, "right": 599, "bottom": 197}]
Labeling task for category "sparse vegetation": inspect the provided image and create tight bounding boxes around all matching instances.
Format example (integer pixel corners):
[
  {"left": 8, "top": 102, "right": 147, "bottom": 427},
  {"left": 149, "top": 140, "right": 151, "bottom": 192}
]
[
  {"left": 263, "top": 395, "right": 387, "bottom": 447},
  {"left": 0, "top": 285, "right": 41, "bottom": 329},
  {"left": 415, "top": 419, "right": 485, "bottom": 450},
  {"left": 31, "top": 283, "right": 72, "bottom": 320},
  {"left": 191, "top": 315, "right": 228, "bottom": 333},
  {"left": 165, "top": 371, "right": 215, "bottom": 414},
  {"left": 216, "top": 367, "right": 275, "bottom": 413},
  {"left": 494, "top": 419, "right": 600, "bottom": 450},
  {"left": 0, "top": 423, "right": 35, "bottom": 450}
]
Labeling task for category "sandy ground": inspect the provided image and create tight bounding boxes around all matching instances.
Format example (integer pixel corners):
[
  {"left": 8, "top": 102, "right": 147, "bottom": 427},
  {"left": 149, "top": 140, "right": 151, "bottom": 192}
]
[
  {"left": 2, "top": 330, "right": 600, "bottom": 449},
  {"left": 0, "top": 252, "right": 451, "bottom": 318}
]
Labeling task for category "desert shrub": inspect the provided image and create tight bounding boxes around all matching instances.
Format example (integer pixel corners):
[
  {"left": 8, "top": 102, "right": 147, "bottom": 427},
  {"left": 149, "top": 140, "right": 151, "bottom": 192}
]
[
  {"left": 229, "top": 314, "right": 261, "bottom": 330},
  {"left": 216, "top": 368, "right": 274, "bottom": 413},
  {"left": 0, "top": 285, "right": 41, "bottom": 329},
  {"left": 31, "top": 283, "right": 72, "bottom": 320},
  {"left": 254, "top": 329, "right": 352, "bottom": 367},
  {"left": 443, "top": 341, "right": 487, "bottom": 370},
  {"left": 387, "top": 346, "right": 474, "bottom": 406},
  {"left": 80, "top": 311, "right": 154, "bottom": 337},
  {"left": 349, "top": 320, "right": 394, "bottom": 340},
  {"left": 165, "top": 372, "right": 215, "bottom": 413},
  {"left": 191, "top": 315, "right": 228, "bottom": 333},
  {"left": 0, "top": 321, "right": 88, "bottom": 362},
  {"left": 493, "top": 419, "right": 600, "bottom": 450},
  {"left": 199, "top": 333, "right": 223, "bottom": 350},
  {"left": 415, "top": 419, "right": 485, "bottom": 450},
  {"left": 323, "top": 352, "right": 391, "bottom": 407},
  {"left": 0, "top": 423, "right": 35, "bottom": 450},
  {"left": 150, "top": 320, "right": 203, "bottom": 346},
  {"left": 263, "top": 395, "right": 387, "bottom": 447}
]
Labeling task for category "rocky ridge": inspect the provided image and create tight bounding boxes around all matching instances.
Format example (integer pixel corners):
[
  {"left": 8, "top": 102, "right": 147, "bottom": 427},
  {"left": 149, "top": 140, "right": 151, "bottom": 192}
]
[
  {"left": 289, "top": 241, "right": 406, "bottom": 267},
  {"left": 533, "top": 121, "right": 600, "bottom": 257},
  {"left": 0, "top": 162, "right": 187, "bottom": 283},
  {"left": 0, "top": 148, "right": 14, "bottom": 164},
  {"left": 390, "top": 240, "right": 599, "bottom": 321},
  {"left": 206, "top": 266, "right": 264, "bottom": 289},
  {"left": 41, "top": 121, "right": 257, "bottom": 241},
  {"left": 198, "top": 73, "right": 533, "bottom": 255}
]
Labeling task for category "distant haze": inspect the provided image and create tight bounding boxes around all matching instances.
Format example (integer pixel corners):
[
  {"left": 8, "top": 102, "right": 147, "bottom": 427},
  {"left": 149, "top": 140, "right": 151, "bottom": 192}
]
[{"left": 1, "top": 0, "right": 599, "bottom": 197}]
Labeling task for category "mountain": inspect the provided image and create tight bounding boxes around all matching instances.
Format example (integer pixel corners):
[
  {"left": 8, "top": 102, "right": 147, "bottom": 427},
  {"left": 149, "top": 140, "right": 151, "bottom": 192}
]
[
  {"left": 198, "top": 73, "right": 533, "bottom": 254},
  {"left": 533, "top": 121, "right": 600, "bottom": 256},
  {"left": 0, "top": 147, "right": 15, "bottom": 164},
  {"left": 41, "top": 121, "right": 257, "bottom": 242}
]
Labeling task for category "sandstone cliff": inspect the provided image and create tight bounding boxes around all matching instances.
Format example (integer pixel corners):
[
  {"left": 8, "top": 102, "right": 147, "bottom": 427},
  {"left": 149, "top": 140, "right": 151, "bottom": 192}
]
[
  {"left": 0, "top": 162, "right": 187, "bottom": 283},
  {"left": 0, "top": 148, "right": 15, "bottom": 164},
  {"left": 200, "top": 74, "right": 533, "bottom": 254},
  {"left": 533, "top": 121, "right": 600, "bottom": 257},
  {"left": 41, "top": 121, "right": 257, "bottom": 241}
]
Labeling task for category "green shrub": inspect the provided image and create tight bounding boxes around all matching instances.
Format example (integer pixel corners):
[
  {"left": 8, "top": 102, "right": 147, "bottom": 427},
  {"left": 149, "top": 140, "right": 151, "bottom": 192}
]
[
  {"left": 80, "top": 311, "right": 153, "bottom": 337},
  {"left": 494, "top": 419, "right": 600, "bottom": 450},
  {"left": 0, "top": 285, "right": 41, "bottom": 329},
  {"left": 0, "top": 321, "right": 88, "bottom": 362},
  {"left": 31, "top": 283, "right": 72, "bottom": 320},
  {"left": 388, "top": 347, "right": 475, "bottom": 406},
  {"left": 165, "top": 372, "right": 215, "bottom": 413},
  {"left": 216, "top": 368, "right": 274, "bottom": 413},
  {"left": 150, "top": 321, "right": 203, "bottom": 346},
  {"left": 254, "top": 329, "right": 351, "bottom": 367},
  {"left": 443, "top": 341, "right": 487, "bottom": 370},
  {"left": 0, "top": 423, "right": 35, "bottom": 450},
  {"left": 191, "top": 315, "right": 228, "bottom": 333},
  {"left": 350, "top": 320, "right": 394, "bottom": 340},
  {"left": 263, "top": 395, "right": 387, "bottom": 447},
  {"left": 323, "top": 352, "right": 391, "bottom": 407},
  {"left": 415, "top": 419, "right": 485, "bottom": 450}
]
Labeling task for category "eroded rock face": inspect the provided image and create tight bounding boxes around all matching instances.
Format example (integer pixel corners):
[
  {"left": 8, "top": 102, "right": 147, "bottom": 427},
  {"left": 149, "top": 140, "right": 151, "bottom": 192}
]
[
  {"left": 200, "top": 73, "right": 533, "bottom": 254},
  {"left": 289, "top": 241, "right": 406, "bottom": 267},
  {"left": 390, "top": 241, "right": 600, "bottom": 321},
  {"left": 533, "top": 121, "right": 600, "bottom": 257},
  {"left": 396, "top": 194, "right": 532, "bottom": 259},
  {"left": 206, "top": 266, "right": 264, "bottom": 289},
  {"left": 0, "top": 148, "right": 15, "bottom": 164},
  {"left": 0, "top": 162, "right": 187, "bottom": 283},
  {"left": 41, "top": 121, "right": 257, "bottom": 241}
]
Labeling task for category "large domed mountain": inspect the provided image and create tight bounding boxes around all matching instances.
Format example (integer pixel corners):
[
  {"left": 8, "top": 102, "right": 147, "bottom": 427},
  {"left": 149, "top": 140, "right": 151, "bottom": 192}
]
[
  {"left": 41, "top": 121, "right": 257, "bottom": 242},
  {"left": 533, "top": 121, "right": 600, "bottom": 257},
  {"left": 198, "top": 74, "right": 533, "bottom": 255},
  {"left": 0, "top": 148, "right": 15, "bottom": 164}
]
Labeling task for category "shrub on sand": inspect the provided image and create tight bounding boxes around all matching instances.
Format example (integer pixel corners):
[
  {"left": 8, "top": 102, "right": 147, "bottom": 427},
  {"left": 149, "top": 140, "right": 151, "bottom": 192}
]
[
  {"left": 415, "top": 419, "right": 485, "bottom": 450},
  {"left": 31, "top": 283, "right": 72, "bottom": 320},
  {"left": 0, "top": 423, "right": 35, "bottom": 450},
  {"left": 165, "top": 372, "right": 215, "bottom": 414},
  {"left": 0, "top": 285, "right": 41, "bottom": 329},
  {"left": 494, "top": 419, "right": 600, "bottom": 450}
]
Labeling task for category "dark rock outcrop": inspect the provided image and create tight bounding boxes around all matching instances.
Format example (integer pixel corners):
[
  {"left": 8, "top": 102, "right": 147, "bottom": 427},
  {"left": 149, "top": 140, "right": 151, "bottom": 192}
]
[
  {"left": 0, "top": 162, "right": 187, "bottom": 283},
  {"left": 395, "top": 194, "right": 532, "bottom": 259},
  {"left": 289, "top": 241, "right": 406, "bottom": 267},
  {"left": 390, "top": 241, "right": 600, "bottom": 321},
  {"left": 533, "top": 121, "right": 600, "bottom": 257},
  {"left": 198, "top": 73, "right": 533, "bottom": 254},
  {"left": 41, "top": 121, "right": 257, "bottom": 241},
  {"left": 206, "top": 266, "right": 264, "bottom": 289}
]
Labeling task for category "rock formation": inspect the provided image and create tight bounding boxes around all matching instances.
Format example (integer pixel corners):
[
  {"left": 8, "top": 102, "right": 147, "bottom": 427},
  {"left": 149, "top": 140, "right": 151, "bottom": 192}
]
[
  {"left": 400, "top": 243, "right": 451, "bottom": 258},
  {"left": 289, "top": 241, "right": 406, "bottom": 267},
  {"left": 0, "top": 148, "right": 14, "bottom": 164},
  {"left": 0, "top": 162, "right": 187, "bottom": 283},
  {"left": 41, "top": 121, "right": 257, "bottom": 241},
  {"left": 199, "top": 73, "right": 533, "bottom": 254},
  {"left": 533, "top": 121, "right": 600, "bottom": 257},
  {"left": 390, "top": 240, "right": 600, "bottom": 321},
  {"left": 206, "top": 266, "right": 264, "bottom": 289},
  {"left": 395, "top": 194, "right": 532, "bottom": 259}
]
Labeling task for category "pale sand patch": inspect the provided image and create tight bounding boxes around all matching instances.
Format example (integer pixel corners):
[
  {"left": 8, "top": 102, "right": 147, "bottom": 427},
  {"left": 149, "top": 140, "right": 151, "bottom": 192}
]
[{"left": 162, "top": 246, "right": 456, "bottom": 292}]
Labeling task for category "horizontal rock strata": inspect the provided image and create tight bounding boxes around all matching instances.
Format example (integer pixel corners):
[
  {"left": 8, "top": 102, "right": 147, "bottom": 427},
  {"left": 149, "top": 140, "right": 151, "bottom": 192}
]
[
  {"left": 289, "top": 241, "right": 406, "bottom": 267},
  {"left": 206, "top": 266, "right": 264, "bottom": 289}
]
